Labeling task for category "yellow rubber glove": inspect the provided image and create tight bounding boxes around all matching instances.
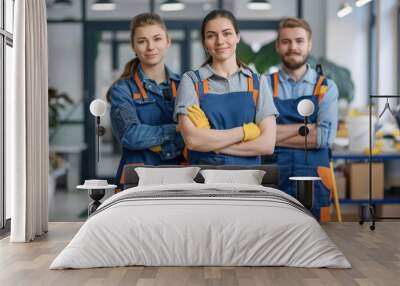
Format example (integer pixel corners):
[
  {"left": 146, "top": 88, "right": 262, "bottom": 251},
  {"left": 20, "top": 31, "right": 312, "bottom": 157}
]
[
  {"left": 319, "top": 85, "right": 328, "bottom": 95},
  {"left": 242, "top": 123, "right": 261, "bottom": 142},
  {"left": 187, "top": 105, "right": 210, "bottom": 129},
  {"left": 149, "top": 145, "right": 161, "bottom": 153}
]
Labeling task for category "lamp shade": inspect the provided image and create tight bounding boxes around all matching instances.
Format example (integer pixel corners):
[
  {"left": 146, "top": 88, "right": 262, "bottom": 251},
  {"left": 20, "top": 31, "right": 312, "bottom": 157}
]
[
  {"left": 355, "top": 0, "right": 373, "bottom": 7},
  {"left": 160, "top": 0, "right": 185, "bottom": 12},
  {"left": 337, "top": 2, "right": 353, "bottom": 18},
  {"left": 247, "top": 0, "right": 272, "bottom": 10},
  {"left": 90, "top": 99, "right": 106, "bottom": 117},
  {"left": 297, "top": 99, "right": 315, "bottom": 117},
  {"left": 92, "top": 0, "right": 116, "bottom": 11}
]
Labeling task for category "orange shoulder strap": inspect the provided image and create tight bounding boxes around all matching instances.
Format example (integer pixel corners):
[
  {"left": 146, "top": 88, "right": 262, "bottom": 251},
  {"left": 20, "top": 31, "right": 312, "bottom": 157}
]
[
  {"left": 313, "top": 75, "right": 325, "bottom": 97},
  {"left": 171, "top": 80, "right": 177, "bottom": 97},
  {"left": 273, "top": 72, "right": 279, "bottom": 97},
  {"left": 247, "top": 76, "right": 259, "bottom": 106},
  {"left": 133, "top": 72, "right": 148, "bottom": 99},
  {"left": 203, "top": 79, "right": 209, "bottom": 94}
]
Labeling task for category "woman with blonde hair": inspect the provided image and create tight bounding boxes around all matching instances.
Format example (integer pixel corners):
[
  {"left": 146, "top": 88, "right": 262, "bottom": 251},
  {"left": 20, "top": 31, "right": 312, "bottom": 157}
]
[{"left": 109, "top": 13, "right": 183, "bottom": 186}]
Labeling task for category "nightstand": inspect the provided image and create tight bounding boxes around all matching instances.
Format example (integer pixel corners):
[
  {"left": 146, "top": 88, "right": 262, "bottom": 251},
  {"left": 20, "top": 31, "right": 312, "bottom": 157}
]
[
  {"left": 289, "top": 176, "right": 321, "bottom": 210},
  {"left": 77, "top": 181, "right": 116, "bottom": 215}
]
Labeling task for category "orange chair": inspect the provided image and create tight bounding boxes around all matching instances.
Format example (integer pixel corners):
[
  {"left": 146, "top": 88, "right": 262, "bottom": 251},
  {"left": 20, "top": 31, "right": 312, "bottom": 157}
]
[{"left": 317, "top": 163, "right": 343, "bottom": 222}]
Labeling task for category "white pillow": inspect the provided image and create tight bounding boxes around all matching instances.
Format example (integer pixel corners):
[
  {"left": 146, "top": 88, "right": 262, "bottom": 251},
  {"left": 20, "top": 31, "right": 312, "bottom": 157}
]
[
  {"left": 200, "top": 169, "right": 266, "bottom": 185},
  {"left": 135, "top": 167, "right": 200, "bottom": 186}
]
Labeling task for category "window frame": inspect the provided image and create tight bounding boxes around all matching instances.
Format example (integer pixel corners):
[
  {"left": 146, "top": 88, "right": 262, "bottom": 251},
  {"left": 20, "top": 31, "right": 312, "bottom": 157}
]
[{"left": 1, "top": 0, "right": 13, "bottom": 231}]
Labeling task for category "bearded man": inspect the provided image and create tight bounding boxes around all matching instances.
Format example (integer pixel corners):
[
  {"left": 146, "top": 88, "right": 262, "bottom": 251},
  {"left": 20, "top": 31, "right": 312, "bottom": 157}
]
[{"left": 266, "top": 17, "right": 338, "bottom": 222}]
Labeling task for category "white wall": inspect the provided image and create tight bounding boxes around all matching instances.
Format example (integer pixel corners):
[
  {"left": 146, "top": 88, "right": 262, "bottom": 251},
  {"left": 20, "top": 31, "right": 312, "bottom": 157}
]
[
  {"left": 303, "top": 0, "right": 326, "bottom": 58},
  {"left": 376, "top": 0, "right": 398, "bottom": 96},
  {"left": 326, "top": 0, "right": 370, "bottom": 107},
  {"left": 375, "top": 0, "right": 400, "bottom": 189}
]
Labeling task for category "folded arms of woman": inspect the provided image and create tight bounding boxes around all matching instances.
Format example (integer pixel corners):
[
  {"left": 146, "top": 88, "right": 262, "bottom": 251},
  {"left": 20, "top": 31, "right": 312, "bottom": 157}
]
[{"left": 178, "top": 113, "right": 276, "bottom": 156}]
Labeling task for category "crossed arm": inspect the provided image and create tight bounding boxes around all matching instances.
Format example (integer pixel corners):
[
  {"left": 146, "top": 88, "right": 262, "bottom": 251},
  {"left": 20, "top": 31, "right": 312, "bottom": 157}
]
[
  {"left": 276, "top": 80, "right": 339, "bottom": 149},
  {"left": 178, "top": 115, "right": 244, "bottom": 152},
  {"left": 276, "top": 123, "right": 318, "bottom": 149},
  {"left": 178, "top": 115, "right": 276, "bottom": 156}
]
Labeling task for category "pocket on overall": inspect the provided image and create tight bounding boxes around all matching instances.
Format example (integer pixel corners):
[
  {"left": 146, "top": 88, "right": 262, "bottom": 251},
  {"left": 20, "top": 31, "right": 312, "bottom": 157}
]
[{"left": 134, "top": 98, "right": 158, "bottom": 123}]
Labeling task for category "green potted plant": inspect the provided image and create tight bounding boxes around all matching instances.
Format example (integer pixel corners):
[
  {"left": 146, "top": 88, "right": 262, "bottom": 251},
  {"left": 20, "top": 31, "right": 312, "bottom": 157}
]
[
  {"left": 48, "top": 88, "right": 73, "bottom": 197},
  {"left": 48, "top": 87, "right": 73, "bottom": 138}
]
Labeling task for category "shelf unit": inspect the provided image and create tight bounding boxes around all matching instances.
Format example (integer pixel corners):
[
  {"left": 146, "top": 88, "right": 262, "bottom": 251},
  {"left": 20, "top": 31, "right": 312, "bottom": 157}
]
[
  {"left": 333, "top": 95, "right": 400, "bottom": 230},
  {"left": 332, "top": 150, "right": 400, "bottom": 224}
]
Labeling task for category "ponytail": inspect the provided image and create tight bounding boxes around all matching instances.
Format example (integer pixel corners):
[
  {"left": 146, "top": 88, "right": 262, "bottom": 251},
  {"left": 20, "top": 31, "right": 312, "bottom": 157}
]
[
  {"left": 107, "top": 58, "right": 140, "bottom": 103},
  {"left": 119, "top": 58, "right": 140, "bottom": 80}
]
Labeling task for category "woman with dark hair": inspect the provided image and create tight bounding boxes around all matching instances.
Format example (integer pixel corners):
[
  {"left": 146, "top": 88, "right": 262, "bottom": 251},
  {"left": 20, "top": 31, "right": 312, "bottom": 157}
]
[
  {"left": 174, "top": 9, "right": 278, "bottom": 165},
  {"left": 109, "top": 13, "right": 184, "bottom": 186}
]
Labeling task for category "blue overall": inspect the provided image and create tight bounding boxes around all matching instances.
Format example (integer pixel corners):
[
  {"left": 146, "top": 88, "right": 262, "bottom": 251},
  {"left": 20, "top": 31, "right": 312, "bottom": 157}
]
[
  {"left": 188, "top": 70, "right": 261, "bottom": 165},
  {"left": 110, "top": 67, "right": 183, "bottom": 185},
  {"left": 271, "top": 72, "right": 331, "bottom": 220}
]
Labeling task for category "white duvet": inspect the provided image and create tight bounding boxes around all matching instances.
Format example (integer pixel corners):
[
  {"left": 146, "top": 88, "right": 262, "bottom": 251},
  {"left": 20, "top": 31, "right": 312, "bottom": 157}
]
[{"left": 50, "top": 183, "right": 351, "bottom": 269}]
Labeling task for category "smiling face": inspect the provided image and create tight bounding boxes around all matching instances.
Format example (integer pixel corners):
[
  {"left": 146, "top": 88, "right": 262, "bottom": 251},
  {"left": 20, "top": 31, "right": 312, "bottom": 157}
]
[
  {"left": 132, "top": 24, "right": 170, "bottom": 67},
  {"left": 203, "top": 16, "right": 240, "bottom": 63},
  {"left": 276, "top": 27, "right": 312, "bottom": 70}
]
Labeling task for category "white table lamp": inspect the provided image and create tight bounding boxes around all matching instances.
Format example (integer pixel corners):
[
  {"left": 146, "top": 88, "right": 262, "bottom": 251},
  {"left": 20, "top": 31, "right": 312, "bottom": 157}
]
[
  {"left": 297, "top": 98, "right": 315, "bottom": 117},
  {"left": 89, "top": 99, "right": 107, "bottom": 162},
  {"left": 290, "top": 99, "right": 317, "bottom": 210},
  {"left": 297, "top": 99, "right": 315, "bottom": 164}
]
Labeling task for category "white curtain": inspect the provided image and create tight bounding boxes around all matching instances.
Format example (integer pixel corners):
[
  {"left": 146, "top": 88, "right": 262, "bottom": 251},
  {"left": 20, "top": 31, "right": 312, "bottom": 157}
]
[{"left": 7, "top": 0, "right": 49, "bottom": 242}]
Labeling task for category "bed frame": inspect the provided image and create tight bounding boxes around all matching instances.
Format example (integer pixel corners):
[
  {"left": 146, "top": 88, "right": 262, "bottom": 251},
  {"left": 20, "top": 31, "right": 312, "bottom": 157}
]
[{"left": 122, "top": 164, "right": 280, "bottom": 190}]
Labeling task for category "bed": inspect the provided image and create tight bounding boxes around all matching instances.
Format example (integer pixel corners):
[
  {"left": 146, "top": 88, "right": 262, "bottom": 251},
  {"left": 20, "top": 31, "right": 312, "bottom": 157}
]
[{"left": 50, "top": 165, "right": 351, "bottom": 269}]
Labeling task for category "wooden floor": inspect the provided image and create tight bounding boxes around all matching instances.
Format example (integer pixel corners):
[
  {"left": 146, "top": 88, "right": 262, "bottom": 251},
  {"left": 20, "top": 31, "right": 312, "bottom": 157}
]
[{"left": 0, "top": 222, "right": 399, "bottom": 286}]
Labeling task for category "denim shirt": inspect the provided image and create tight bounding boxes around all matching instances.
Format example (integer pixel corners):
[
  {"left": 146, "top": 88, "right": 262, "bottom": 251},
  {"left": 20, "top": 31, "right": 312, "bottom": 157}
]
[
  {"left": 109, "top": 64, "right": 183, "bottom": 162},
  {"left": 265, "top": 65, "right": 338, "bottom": 148}
]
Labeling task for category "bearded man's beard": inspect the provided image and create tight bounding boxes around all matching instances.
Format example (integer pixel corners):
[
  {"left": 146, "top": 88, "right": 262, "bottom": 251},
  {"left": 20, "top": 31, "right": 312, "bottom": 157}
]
[{"left": 282, "top": 52, "right": 309, "bottom": 70}]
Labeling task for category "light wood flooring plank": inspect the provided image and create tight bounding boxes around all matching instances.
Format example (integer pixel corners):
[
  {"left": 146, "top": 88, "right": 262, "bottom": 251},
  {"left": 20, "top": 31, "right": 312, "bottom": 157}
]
[{"left": 0, "top": 222, "right": 399, "bottom": 286}]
